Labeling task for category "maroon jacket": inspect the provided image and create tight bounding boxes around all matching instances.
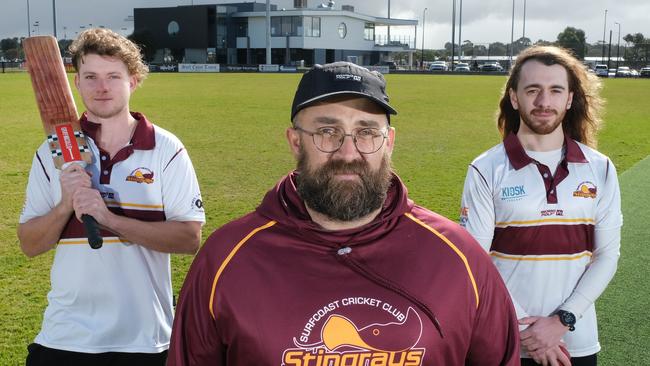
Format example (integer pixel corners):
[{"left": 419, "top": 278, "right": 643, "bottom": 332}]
[{"left": 168, "top": 172, "right": 520, "bottom": 366}]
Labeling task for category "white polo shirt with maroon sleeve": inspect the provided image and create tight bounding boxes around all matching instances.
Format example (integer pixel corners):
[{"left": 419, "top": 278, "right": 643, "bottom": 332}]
[
  {"left": 19, "top": 112, "right": 205, "bottom": 354},
  {"left": 460, "top": 132, "right": 622, "bottom": 358}
]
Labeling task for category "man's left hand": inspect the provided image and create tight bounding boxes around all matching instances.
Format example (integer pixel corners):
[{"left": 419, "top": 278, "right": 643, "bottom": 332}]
[
  {"left": 519, "top": 315, "right": 569, "bottom": 353},
  {"left": 72, "top": 187, "right": 114, "bottom": 226}
]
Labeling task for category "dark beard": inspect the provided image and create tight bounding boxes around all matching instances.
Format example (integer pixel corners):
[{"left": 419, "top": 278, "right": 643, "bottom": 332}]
[
  {"left": 296, "top": 151, "right": 393, "bottom": 222},
  {"left": 520, "top": 108, "right": 566, "bottom": 135}
]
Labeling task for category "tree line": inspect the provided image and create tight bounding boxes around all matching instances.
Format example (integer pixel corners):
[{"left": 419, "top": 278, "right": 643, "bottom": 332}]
[{"left": 396, "top": 27, "right": 650, "bottom": 69}]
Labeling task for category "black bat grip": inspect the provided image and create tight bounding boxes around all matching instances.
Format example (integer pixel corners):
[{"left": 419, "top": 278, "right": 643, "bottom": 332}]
[{"left": 82, "top": 214, "right": 103, "bottom": 249}]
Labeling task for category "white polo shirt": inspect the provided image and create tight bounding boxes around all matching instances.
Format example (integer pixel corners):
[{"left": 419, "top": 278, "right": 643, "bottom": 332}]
[
  {"left": 20, "top": 112, "right": 205, "bottom": 354},
  {"left": 460, "top": 132, "right": 622, "bottom": 357}
]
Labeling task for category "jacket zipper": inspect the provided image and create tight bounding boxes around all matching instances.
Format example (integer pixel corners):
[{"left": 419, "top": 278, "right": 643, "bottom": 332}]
[{"left": 334, "top": 247, "right": 444, "bottom": 338}]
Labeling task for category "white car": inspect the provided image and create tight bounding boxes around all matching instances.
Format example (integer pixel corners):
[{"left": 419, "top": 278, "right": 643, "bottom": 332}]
[
  {"left": 640, "top": 67, "right": 650, "bottom": 78},
  {"left": 454, "top": 62, "right": 471, "bottom": 72},
  {"left": 429, "top": 61, "right": 448, "bottom": 72},
  {"left": 615, "top": 66, "right": 631, "bottom": 77},
  {"left": 594, "top": 64, "right": 608, "bottom": 77}
]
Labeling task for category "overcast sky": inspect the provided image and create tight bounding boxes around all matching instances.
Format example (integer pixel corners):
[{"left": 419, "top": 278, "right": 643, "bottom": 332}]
[{"left": 1, "top": 0, "right": 648, "bottom": 48}]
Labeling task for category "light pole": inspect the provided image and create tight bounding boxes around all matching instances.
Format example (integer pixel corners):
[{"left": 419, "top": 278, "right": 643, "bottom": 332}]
[
  {"left": 52, "top": 0, "right": 57, "bottom": 38},
  {"left": 387, "top": 0, "right": 391, "bottom": 43},
  {"left": 451, "top": 0, "right": 456, "bottom": 66},
  {"left": 601, "top": 9, "right": 607, "bottom": 64},
  {"left": 458, "top": 0, "right": 463, "bottom": 62},
  {"left": 614, "top": 22, "right": 621, "bottom": 69},
  {"left": 421, "top": 7, "right": 427, "bottom": 69},
  {"left": 27, "top": 0, "right": 31, "bottom": 37},
  {"left": 522, "top": 0, "right": 527, "bottom": 40},
  {"left": 509, "top": 0, "right": 515, "bottom": 69}
]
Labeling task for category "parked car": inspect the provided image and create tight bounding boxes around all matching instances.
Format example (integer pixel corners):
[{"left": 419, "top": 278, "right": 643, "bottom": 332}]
[
  {"left": 608, "top": 69, "right": 617, "bottom": 78},
  {"left": 454, "top": 62, "right": 471, "bottom": 72},
  {"left": 429, "top": 61, "right": 448, "bottom": 72},
  {"left": 479, "top": 62, "right": 503, "bottom": 72},
  {"left": 640, "top": 66, "right": 650, "bottom": 78},
  {"left": 615, "top": 66, "right": 631, "bottom": 77},
  {"left": 594, "top": 64, "right": 609, "bottom": 77},
  {"left": 630, "top": 69, "right": 639, "bottom": 77},
  {"left": 376, "top": 60, "right": 397, "bottom": 70}
]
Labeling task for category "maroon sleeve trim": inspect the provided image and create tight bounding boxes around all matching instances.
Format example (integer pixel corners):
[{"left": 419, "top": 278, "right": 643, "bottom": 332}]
[
  {"left": 469, "top": 164, "right": 488, "bottom": 188},
  {"left": 163, "top": 148, "right": 185, "bottom": 172},
  {"left": 36, "top": 152, "right": 50, "bottom": 183}
]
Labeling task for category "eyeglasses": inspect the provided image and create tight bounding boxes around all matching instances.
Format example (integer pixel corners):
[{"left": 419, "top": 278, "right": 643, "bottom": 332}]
[{"left": 294, "top": 126, "right": 388, "bottom": 154}]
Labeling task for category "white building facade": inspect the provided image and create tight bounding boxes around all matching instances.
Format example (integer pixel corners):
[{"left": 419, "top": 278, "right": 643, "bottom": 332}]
[{"left": 134, "top": 2, "right": 417, "bottom": 66}]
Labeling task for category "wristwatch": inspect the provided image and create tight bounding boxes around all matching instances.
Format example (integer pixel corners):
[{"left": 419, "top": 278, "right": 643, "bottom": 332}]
[{"left": 555, "top": 310, "right": 576, "bottom": 331}]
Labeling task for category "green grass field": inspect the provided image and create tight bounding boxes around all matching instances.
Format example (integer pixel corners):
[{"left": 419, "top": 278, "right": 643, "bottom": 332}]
[{"left": 1, "top": 72, "right": 648, "bottom": 364}]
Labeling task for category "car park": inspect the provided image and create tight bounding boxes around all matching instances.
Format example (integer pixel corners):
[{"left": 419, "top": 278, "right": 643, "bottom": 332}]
[
  {"left": 429, "top": 61, "right": 448, "bottom": 71},
  {"left": 608, "top": 69, "right": 616, "bottom": 78},
  {"left": 640, "top": 67, "right": 650, "bottom": 78}
]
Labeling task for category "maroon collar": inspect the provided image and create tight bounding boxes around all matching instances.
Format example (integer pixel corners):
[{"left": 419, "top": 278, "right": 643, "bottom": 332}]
[
  {"left": 80, "top": 111, "right": 155, "bottom": 150},
  {"left": 503, "top": 132, "right": 588, "bottom": 170}
]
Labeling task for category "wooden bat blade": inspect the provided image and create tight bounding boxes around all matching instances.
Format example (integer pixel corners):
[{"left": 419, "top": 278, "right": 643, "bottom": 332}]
[{"left": 24, "top": 36, "right": 93, "bottom": 168}]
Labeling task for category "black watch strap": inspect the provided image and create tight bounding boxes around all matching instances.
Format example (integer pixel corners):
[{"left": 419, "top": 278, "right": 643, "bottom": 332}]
[{"left": 556, "top": 310, "right": 576, "bottom": 331}]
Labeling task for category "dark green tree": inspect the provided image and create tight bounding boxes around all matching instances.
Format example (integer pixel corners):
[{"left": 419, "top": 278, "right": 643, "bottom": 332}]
[
  {"left": 556, "top": 27, "right": 586, "bottom": 59},
  {"left": 1, "top": 38, "right": 19, "bottom": 53},
  {"left": 623, "top": 33, "right": 648, "bottom": 67}
]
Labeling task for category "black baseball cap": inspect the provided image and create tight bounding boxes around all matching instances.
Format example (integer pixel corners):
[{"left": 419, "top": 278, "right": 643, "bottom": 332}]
[{"left": 291, "top": 62, "right": 398, "bottom": 122}]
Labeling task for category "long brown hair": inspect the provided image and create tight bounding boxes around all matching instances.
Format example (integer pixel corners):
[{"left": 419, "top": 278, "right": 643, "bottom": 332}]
[{"left": 497, "top": 46, "right": 604, "bottom": 147}]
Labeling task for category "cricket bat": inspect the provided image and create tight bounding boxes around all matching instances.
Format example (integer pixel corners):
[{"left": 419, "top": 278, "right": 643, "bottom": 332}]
[{"left": 24, "top": 36, "right": 103, "bottom": 249}]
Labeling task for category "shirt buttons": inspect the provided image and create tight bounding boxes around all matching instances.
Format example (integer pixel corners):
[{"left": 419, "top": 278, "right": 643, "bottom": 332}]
[
  {"left": 550, "top": 189, "right": 555, "bottom": 194},
  {"left": 337, "top": 247, "right": 352, "bottom": 255},
  {"left": 103, "top": 170, "right": 109, "bottom": 175},
  {"left": 543, "top": 173, "right": 549, "bottom": 178},
  {"left": 101, "top": 155, "right": 107, "bottom": 161}
]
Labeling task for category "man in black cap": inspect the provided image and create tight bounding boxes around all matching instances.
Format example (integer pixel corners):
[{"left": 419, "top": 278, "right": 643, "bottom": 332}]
[{"left": 168, "top": 62, "right": 520, "bottom": 366}]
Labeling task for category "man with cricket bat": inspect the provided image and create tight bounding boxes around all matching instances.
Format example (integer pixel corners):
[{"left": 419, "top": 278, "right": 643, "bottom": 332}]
[{"left": 18, "top": 28, "right": 204, "bottom": 365}]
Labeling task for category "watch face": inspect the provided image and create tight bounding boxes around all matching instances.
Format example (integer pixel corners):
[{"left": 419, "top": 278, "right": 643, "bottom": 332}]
[{"left": 559, "top": 310, "right": 576, "bottom": 325}]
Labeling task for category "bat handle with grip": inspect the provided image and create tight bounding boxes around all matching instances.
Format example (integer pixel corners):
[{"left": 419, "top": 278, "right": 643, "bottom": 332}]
[
  {"left": 62, "top": 161, "right": 104, "bottom": 250},
  {"left": 82, "top": 214, "right": 103, "bottom": 249}
]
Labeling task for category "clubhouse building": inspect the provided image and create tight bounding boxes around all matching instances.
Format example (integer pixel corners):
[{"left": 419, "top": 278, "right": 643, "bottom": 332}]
[{"left": 133, "top": 1, "right": 417, "bottom": 66}]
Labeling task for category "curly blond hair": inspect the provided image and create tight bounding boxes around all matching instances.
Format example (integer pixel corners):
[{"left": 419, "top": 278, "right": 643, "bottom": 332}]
[
  {"left": 69, "top": 28, "right": 148, "bottom": 85},
  {"left": 497, "top": 46, "right": 604, "bottom": 148}
]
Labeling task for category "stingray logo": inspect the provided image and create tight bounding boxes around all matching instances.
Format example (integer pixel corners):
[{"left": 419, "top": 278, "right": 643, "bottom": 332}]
[
  {"left": 126, "top": 167, "right": 155, "bottom": 184},
  {"left": 573, "top": 181, "right": 597, "bottom": 199},
  {"left": 282, "top": 306, "right": 425, "bottom": 366}
]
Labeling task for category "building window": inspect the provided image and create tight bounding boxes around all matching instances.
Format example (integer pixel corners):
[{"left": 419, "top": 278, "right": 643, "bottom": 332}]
[
  {"left": 303, "top": 16, "right": 321, "bottom": 37},
  {"left": 271, "top": 16, "right": 303, "bottom": 36},
  {"left": 364, "top": 22, "right": 375, "bottom": 41},
  {"left": 168, "top": 21, "right": 180, "bottom": 36},
  {"left": 338, "top": 22, "right": 347, "bottom": 38}
]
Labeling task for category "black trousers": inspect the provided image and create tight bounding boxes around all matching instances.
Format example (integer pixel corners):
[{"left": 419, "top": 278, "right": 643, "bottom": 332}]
[
  {"left": 26, "top": 343, "right": 168, "bottom": 366},
  {"left": 521, "top": 353, "right": 597, "bottom": 366}
]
